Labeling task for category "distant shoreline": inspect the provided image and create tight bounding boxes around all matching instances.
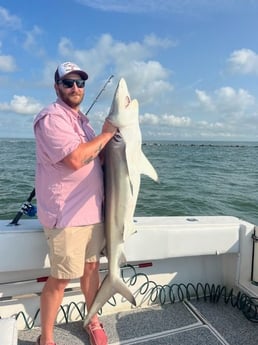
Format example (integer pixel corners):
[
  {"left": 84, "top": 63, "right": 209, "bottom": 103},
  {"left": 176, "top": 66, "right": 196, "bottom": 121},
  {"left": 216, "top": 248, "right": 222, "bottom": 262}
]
[{"left": 1, "top": 137, "right": 258, "bottom": 147}]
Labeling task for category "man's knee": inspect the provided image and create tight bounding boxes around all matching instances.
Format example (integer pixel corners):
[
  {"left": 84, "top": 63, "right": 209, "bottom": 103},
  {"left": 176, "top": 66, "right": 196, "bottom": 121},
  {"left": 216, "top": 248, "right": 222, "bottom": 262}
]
[
  {"left": 84, "top": 261, "right": 100, "bottom": 275},
  {"left": 44, "top": 276, "right": 70, "bottom": 292}
]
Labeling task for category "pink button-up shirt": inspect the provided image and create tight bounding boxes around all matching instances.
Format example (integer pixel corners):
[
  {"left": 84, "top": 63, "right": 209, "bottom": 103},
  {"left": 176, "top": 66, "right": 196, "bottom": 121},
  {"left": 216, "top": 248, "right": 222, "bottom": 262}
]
[{"left": 34, "top": 98, "right": 104, "bottom": 229}]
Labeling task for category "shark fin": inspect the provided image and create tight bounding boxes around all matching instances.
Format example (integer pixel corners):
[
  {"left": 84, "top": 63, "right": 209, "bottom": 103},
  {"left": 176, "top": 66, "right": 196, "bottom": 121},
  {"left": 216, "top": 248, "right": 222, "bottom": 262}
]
[
  {"left": 83, "top": 274, "right": 136, "bottom": 326},
  {"left": 140, "top": 152, "right": 159, "bottom": 182},
  {"left": 116, "top": 277, "right": 136, "bottom": 306}
]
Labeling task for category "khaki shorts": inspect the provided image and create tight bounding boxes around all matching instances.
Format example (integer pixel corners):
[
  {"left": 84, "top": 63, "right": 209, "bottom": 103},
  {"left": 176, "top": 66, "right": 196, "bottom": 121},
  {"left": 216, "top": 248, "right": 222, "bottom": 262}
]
[{"left": 44, "top": 223, "right": 105, "bottom": 279}]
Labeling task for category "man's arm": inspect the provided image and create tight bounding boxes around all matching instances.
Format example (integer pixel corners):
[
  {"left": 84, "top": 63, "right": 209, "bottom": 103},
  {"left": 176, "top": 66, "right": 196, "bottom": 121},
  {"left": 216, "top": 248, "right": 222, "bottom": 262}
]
[{"left": 62, "top": 119, "right": 116, "bottom": 170}]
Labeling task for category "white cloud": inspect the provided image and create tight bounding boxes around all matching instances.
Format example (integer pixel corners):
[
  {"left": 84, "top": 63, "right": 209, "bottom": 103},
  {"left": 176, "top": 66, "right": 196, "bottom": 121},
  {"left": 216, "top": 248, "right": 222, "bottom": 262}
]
[
  {"left": 140, "top": 112, "right": 191, "bottom": 127},
  {"left": 56, "top": 33, "right": 174, "bottom": 106},
  {"left": 162, "top": 114, "right": 191, "bottom": 127},
  {"left": 58, "top": 33, "right": 175, "bottom": 68},
  {"left": 0, "top": 95, "right": 42, "bottom": 115},
  {"left": 123, "top": 61, "right": 172, "bottom": 105},
  {"left": 0, "top": 55, "right": 16, "bottom": 72},
  {"left": 195, "top": 86, "right": 255, "bottom": 116},
  {"left": 0, "top": 6, "right": 21, "bottom": 29},
  {"left": 215, "top": 87, "right": 255, "bottom": 112},
  {"left": 228, "top": 49, "right": 258, "bottom": 75},
  {"left": 0, "top": 4, "right": 256, "bottom": 141},
  {"left": 140, "top": 113, "right": 159, "bottom": 125},
  {"left": 58, "top": 37, "right": 74, "bottom": 57},
  {"left": 76, "top": 0, "right": 257, "bottom": 14},
  {"left": 53, "top": 33, "right": 257, "bottom": 141},
  {"left": 76, "top": 0, "right": 169, "bottom": 13},
  {"left": 143, "top": 34, "right": 178, "bottom": 49},
  {"left": 23, "top": 25, "right": 45, "bottom": 56},
  {"left": 195, "top": 89, "right": 215, "bottom": 111},
  {"left": 0, "top": 6, "right": 44, "bottom": 59}
]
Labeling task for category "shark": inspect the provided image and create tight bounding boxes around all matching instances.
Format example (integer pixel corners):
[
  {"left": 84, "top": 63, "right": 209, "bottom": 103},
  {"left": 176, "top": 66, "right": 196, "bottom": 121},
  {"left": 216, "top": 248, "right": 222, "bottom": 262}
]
[{"left": 84, "top": 78, "right": 159, "bottom": 326}]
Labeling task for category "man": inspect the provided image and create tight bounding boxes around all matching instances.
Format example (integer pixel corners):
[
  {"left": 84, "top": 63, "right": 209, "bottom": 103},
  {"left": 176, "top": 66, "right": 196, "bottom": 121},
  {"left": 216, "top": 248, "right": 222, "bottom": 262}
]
[{"left": 34, "top": 61, "right": 116, "bottom": 345}]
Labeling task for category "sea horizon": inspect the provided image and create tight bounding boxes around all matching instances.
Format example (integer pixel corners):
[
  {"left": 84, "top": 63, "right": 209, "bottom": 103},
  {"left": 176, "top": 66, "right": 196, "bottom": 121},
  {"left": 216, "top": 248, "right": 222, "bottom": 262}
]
[{"left": 1, "top": 137, "right": 258, "bottom": 145}]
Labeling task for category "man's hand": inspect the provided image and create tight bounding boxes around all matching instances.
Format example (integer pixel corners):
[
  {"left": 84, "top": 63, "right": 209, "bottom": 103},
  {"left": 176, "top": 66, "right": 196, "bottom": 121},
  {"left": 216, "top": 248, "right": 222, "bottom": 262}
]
[{"left": 102, "top": 119, "right": 117, "bottom": 136}]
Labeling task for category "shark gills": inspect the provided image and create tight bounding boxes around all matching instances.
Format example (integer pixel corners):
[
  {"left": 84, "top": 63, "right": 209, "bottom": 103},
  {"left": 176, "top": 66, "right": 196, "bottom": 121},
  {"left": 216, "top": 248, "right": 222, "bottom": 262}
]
[{"left": 84, "top": 78, "right": 158, "bottom": 326}]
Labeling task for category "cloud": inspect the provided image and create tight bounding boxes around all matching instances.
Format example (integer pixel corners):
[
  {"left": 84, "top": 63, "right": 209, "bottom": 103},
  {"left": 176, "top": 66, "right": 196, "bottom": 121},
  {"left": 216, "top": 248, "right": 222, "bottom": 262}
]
[
  {"left": 76, "top": 0, "right": 258, "bottom": 14},
  {"left": 140, "top": 112, "right": 191, "bottom": 127},
  {"left": 215, "top": 87, "right": 255, "bottom": 111},
  {"left": 195, "top": 86, "right": 255, "bottom": 116},
  {"left": 0, "top": 55, "right": 16, "bottom": 72},
  {"left": 143, "top": 34, "right": 178, "bottom": 49},
  {"left": 56, "top": 33, "right": 174, "bottom": 106},
  {"left": 0, "top": 31, "right": 174, "bottom": 119},
  {"left": 190, "top": 86, "right": 258, "bottom": 140},
  {"left": 195, "top": 90, "right": 215, "bottom": 111},
  {"left": 57, "top": 33, "right": 174, "bottom": 70},
  {"left": 0, "top": 95, "right": 42, "bottom": 115},
  {"left": 53, "top": 33, "right": 257, "bottom": 141},
  {"left": 228, "top": 49, "right": 258, "bottom": 75},
  {"left": 123, "top": 61, "right": 173, "bottom": 105},
  {"left": 23, "top": 25, "right": 45, "bottom": 56},
  {"left": 0, "top": 6, "right": 44, "bottom": 59},
  {"left": 76, "top": 0, "right": 171, "bottom": 13},
  {"left": 0, "top": 6, "right": 21, "bottom": 29}
]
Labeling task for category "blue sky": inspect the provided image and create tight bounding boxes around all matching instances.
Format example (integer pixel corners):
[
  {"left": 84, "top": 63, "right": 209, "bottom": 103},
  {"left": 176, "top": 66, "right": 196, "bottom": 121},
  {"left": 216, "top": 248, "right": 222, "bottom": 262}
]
[{"left": 0, "top": 0, "right": 258, "bottom": 141}]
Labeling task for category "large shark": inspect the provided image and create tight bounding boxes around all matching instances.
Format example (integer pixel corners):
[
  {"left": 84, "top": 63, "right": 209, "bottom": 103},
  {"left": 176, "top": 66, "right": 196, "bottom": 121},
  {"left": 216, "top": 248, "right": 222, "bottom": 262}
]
[{"left": 84, "top": 78, "right": 159, "bottom": 325}]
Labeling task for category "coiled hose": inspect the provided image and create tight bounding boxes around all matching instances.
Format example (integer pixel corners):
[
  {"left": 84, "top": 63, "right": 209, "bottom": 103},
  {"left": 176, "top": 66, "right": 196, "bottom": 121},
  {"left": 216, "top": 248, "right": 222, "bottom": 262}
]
[{"left": 15, "top": 264, "right": 258, "bottom": 329}]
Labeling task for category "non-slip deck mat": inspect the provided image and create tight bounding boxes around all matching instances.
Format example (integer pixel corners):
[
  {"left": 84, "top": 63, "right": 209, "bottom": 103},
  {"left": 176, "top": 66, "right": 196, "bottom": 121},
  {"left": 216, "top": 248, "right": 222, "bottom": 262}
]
[{"left": 18, "top": 299, "right": 258, "bottom": 345}]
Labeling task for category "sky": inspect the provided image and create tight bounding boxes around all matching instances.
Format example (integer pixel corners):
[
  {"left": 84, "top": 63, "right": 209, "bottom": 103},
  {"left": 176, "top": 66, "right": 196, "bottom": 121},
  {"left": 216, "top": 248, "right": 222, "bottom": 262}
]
[{"left": 0, "top": 0, "right": 258, "bottom": 141}]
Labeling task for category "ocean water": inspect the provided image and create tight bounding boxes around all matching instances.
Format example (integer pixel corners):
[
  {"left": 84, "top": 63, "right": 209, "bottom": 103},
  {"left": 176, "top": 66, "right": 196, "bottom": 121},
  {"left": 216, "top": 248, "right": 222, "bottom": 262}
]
[{"left": 0, "top": 138, "right": 257, "bottom": 225}]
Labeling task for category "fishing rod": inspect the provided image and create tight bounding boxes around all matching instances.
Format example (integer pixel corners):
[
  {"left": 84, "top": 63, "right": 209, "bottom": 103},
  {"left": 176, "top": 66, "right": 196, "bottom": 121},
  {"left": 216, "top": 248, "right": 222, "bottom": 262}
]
[
  {"left": 9, "top": 75, "right": 114, "bottom": 226},
  {"left": 85, "top": 74, "right": 114, "bottom": 115}
]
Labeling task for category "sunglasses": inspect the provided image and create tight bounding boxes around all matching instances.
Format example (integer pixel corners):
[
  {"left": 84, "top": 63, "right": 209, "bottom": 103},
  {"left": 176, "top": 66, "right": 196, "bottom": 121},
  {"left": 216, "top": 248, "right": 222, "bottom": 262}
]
[{"left": 57, "top": 79, "right": 86, "bottom": 88}]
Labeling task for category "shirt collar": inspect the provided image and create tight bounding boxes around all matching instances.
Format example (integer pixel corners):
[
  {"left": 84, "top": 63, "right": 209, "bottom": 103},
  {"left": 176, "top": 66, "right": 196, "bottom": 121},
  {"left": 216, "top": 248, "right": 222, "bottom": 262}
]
[{"left": 56, "top": 97, "right": 89, "bottom": 123}]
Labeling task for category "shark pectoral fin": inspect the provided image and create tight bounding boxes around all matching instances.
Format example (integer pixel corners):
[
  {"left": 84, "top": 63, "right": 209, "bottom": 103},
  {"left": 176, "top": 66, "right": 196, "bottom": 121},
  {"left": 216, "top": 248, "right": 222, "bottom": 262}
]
[
  {"left": 123, "top": 221, "right": 137, "bottom": 241},
  {"left": 140, "top": 152, "right": 159, "bottom": 182}
]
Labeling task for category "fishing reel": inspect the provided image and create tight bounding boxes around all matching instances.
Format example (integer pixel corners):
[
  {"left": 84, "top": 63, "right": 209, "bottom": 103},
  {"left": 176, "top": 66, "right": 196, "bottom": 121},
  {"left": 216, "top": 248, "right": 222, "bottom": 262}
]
[
  {"left": 21, "top": 201, "right": 37, "bottom": 217},
  {"left": 9, "top": 189, "right": 37, "bottom": 225}
]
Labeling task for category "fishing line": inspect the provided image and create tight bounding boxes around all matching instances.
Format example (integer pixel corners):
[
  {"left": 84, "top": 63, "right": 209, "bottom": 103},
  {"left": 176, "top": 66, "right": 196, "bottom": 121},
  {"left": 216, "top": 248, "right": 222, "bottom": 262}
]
[{"left": 85, "top": 75, "right": 114, "bottom": 115}]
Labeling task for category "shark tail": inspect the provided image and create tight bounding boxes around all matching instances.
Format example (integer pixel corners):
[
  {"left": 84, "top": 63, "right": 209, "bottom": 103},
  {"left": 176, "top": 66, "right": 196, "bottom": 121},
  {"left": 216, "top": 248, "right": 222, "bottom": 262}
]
[{"left": 83, "top": 274, "right": 136, "bottom": 326}]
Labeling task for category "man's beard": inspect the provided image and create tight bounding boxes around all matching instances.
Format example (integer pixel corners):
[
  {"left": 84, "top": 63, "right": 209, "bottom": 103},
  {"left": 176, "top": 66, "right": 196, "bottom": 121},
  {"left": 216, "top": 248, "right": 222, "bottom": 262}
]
[{"left": 59, "top": 90, "right": 84, "bottom": 109}]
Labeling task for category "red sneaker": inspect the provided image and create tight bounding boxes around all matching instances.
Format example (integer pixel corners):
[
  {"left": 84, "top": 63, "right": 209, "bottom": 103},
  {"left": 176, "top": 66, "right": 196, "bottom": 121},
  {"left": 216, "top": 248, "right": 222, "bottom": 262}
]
[{"left": 85, "top": 321, "right": 108, "bottom": 345}]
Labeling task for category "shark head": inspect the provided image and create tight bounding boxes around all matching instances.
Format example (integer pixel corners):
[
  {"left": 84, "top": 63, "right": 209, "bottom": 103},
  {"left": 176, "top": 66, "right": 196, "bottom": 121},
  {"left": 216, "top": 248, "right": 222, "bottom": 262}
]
[{"left": 107, "top": 78, "right": 139, "bottom": 128}]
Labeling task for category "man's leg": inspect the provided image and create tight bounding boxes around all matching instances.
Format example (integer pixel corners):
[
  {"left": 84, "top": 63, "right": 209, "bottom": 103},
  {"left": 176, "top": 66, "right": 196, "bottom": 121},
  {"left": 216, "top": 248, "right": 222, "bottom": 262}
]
[
  {"left": 80, "top": 261, "right": 100, "bottom": 323},
  {"left": 39, "top": 276, "right": 70, "bottom": 345},
  {"left": 80, "top": 262, "right": 108, "bottom": 345}
]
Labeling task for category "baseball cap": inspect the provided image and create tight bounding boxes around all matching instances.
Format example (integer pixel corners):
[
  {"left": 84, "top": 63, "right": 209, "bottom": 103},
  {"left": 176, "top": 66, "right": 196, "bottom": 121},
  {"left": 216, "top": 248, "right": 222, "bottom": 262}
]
[{"left": 54, "top": 62, "right": 88, "bottom": 82}]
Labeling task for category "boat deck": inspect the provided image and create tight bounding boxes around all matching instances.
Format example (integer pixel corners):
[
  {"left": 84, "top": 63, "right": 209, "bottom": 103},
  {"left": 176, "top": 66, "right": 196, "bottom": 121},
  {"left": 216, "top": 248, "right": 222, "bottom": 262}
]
[{"left": 18, "top": 298, "right": 258, "bottom": 345}]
